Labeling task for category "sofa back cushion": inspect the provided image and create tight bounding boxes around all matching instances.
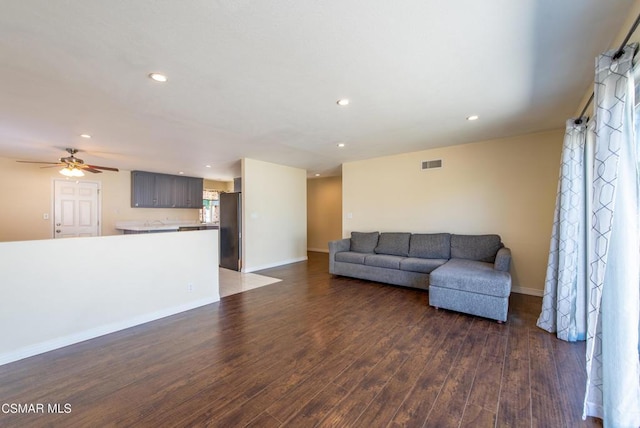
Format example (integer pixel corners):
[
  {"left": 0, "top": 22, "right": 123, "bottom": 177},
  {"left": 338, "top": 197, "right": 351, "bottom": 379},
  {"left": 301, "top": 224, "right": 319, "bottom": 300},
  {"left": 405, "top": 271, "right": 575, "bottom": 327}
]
[
  {"left": 374, "top": 232, "right": 411, "bottom": 257},
  {"left": 350, "top": 231, "right": 380, "bottom": 253},
  {"left": 451, "top": 234, "right": 504, "bottom": 263},
  {"left": 409, "top": 233, "right": 451, "bottom": 259}
]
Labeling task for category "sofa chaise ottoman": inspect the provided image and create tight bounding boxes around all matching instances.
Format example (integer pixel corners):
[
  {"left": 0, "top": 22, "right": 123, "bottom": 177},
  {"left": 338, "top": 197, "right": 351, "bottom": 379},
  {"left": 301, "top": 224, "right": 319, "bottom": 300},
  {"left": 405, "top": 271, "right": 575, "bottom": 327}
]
[{"left": 329, "top": 232, "right": 512, "bottom": 322}]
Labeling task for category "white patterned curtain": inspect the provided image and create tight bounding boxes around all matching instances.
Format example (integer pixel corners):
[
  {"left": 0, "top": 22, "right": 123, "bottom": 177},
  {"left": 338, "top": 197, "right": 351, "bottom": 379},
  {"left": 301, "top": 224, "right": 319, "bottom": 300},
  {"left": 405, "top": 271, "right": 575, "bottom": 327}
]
[
  {"left": 583, "top": 45, "right": 640, "bottom": 426},
  {"left": 537, "top": 119, "right": 588, "bottom": 342}
]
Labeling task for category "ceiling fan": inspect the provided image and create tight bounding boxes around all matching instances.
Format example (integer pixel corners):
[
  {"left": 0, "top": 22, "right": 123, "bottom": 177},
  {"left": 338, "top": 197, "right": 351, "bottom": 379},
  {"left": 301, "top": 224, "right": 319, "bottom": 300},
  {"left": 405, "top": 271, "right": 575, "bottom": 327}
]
[{"left": 17, "top": 148, "right": 119, "bottom": 177}]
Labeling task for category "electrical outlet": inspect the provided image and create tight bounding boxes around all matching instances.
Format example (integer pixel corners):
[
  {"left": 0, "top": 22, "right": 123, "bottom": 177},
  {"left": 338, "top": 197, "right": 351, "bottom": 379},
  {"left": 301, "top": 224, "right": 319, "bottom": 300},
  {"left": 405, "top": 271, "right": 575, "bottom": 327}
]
[
  {"left": 187, "top": 283, "right": 194, "bottom": 292},
  {"left": 43, "top": 213, "right": 49, "bottom": 220}
]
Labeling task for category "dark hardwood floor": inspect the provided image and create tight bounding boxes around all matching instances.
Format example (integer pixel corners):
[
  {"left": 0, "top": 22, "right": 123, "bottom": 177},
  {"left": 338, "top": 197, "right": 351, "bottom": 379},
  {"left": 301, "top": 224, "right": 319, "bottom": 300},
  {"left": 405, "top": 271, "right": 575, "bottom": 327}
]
[{"left": 0, "top": 252, "right": 601, "bottom": 427}]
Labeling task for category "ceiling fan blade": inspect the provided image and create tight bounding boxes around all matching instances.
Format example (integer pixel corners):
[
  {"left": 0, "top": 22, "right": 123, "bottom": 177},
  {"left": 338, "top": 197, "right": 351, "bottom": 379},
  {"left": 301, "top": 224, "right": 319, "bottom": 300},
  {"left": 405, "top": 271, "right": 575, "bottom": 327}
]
[
  {"left": 17, "top": 160, "right": 61, "bottom": 165},
  {"left": 80, "top": 167, "right": 103, "bottom": 173},
  {"left": 85, "top": 164, "right": 119, "bottom": 172},
  {"left": 39, "top": 164, "right": 66, "bottom": 168}
]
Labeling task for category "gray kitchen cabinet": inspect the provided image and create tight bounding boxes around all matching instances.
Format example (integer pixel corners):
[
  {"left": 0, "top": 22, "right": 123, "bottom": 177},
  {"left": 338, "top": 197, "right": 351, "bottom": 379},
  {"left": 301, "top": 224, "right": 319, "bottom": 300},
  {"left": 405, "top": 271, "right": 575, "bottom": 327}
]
[
  {"left": 154, "top": 174, "right": 175, "bottom": 208},
  {"left": 188, "top": 177, "right": 204, "bottom": 207},
  {"left": 131, "top": 171, "right": 156, "bottom": 207},
  {"left": 173, "top": 176, "right": 202, "bottom": 208},
  {"left": 173, "top": 176, "right": 189, "bottom": 207},
  {"left": 131, "top": 171, "right": 203, "bottom": 208}
]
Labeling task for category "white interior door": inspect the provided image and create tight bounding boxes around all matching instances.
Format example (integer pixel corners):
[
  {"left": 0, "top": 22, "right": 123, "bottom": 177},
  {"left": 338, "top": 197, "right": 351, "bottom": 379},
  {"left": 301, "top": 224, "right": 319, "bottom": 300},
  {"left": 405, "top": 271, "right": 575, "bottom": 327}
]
[{"left": 53, "top": 180, "right": 100, "bottom": 238}]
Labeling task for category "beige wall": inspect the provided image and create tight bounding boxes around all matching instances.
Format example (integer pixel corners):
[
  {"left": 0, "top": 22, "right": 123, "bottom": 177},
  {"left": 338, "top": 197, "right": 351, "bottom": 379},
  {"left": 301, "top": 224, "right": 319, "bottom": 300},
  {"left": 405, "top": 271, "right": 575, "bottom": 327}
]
[
  {"left": 0, "top": 157, "right": 199, "bottom": 242},
  {"left": 242, "top": 158, "right": 307, "bottom": 272},
  {"left": 307, "top": 176, "right": 342, "bottom": 252},
  {"left": 342, "top": 129, "right": 564, "bottom": 294},
  {"left": 204, "top": 179, "right": 233, "bottom": 192}
]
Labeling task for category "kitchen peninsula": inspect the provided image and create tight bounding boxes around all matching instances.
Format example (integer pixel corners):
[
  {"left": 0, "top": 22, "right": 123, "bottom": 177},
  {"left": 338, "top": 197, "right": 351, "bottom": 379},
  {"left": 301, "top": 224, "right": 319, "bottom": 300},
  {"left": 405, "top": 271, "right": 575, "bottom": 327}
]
[{"left": 115, "top": 220, "right": 219, "bottom": 234}]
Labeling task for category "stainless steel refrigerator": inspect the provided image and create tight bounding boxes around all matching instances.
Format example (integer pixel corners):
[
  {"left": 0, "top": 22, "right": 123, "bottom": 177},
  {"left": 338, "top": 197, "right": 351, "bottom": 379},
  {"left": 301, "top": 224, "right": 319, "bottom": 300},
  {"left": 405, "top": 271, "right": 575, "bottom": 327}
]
[{"left": 219, "top": 192, "right": 241, "bottom": 271}]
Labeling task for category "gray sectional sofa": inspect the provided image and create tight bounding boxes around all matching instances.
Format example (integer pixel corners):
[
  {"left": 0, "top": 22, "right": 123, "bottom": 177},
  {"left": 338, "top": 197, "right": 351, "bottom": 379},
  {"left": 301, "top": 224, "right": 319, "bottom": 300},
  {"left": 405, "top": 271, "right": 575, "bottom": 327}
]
[{"left": 328, "top": 232, "right": 512, "bottom": 322}]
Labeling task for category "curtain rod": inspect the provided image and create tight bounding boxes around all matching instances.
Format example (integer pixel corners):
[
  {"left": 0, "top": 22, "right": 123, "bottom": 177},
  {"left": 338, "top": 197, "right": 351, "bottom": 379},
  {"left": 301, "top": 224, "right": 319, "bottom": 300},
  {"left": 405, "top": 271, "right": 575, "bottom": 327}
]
[{"left": 574, "top": 12, "right": 640, "bottom": 125}]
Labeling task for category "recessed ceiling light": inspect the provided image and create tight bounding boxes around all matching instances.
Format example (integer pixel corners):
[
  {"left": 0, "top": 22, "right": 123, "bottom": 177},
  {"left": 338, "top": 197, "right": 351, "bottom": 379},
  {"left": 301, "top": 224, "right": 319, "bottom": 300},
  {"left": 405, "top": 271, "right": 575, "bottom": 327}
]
[
  {"left": 80, "top": 134, "right": 91, "bottom": 139},
  {"left": 337, "top": 143, "right": 346, "bottom": 148},
  {"left": 337, "top": 99, "right": 349, "bottom": 106},
  {"left": 467, "top": 115, "right": 479, "bottom": 121},
  {"left": 315, "top": 173, "right": 321, "bottom": 177},
  {"left": 178, "top": 171, "right": 184, "bottom": 175},
  {"left": 205, "top": 165, "right": 211, "bottom": 168},
  {"left": 149, "top": 73, "right": 168, "bottom": 83}
]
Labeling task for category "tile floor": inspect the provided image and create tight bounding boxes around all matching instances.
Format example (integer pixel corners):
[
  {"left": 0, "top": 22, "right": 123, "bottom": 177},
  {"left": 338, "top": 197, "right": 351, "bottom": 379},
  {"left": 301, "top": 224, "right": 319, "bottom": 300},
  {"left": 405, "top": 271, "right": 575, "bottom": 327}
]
[{"left": 218, "top": 268, "right": 282, "bottom": 297}]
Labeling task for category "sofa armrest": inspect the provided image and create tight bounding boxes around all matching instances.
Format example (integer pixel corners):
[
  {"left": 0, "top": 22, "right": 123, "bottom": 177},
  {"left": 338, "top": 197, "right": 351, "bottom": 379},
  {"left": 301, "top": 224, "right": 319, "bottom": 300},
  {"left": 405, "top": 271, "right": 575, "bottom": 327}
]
[
  {"left": 494, "top": 247, "right": 511, "bottom": 272},
  {"left": 329, "top": 238, "right": 351, "bottom": 274}
]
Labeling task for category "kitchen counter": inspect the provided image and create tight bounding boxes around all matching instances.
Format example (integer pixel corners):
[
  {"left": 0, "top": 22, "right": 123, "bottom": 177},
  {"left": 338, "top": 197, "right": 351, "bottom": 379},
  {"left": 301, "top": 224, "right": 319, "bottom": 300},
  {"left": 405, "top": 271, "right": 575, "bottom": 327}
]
[{"left": 115, "top": 221, "right": 219, "bottom": 233}]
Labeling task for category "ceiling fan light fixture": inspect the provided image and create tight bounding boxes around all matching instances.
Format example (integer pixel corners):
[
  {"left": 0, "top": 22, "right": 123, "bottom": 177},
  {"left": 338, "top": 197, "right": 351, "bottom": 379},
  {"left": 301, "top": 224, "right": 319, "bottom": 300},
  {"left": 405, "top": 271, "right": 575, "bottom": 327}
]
[
  {"left": 336, "top": 99, "right": 349, "bottom": 106},
  {"left": 60, "top": 166, "right": 84, "bottom": 177}
]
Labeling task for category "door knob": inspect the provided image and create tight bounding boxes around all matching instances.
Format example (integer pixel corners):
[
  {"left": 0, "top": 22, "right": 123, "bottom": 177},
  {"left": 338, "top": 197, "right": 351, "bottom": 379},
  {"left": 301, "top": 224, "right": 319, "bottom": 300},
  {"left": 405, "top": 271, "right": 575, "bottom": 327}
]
[
  {"left": 56, "top": 229, "right": 61, "bottom": 233},
  {"left": 56, "top": 223, "right": 61, "bottom": 226}
]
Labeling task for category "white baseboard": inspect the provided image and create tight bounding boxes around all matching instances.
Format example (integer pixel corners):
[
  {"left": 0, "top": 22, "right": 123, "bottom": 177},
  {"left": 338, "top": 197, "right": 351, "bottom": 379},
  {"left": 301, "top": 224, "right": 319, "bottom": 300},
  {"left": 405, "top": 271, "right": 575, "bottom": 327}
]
[
  {"left": 511, "top": 286, "right": 543, "bottom": 297},
  {"left": 0, "top": 297, "right": 217, "bottom": 366},
  {"left": 243, "top": 256, "right": 308, "bottom": 273},
  {"left": 307, "top": 248, "right": 329, "bottom": 253}
]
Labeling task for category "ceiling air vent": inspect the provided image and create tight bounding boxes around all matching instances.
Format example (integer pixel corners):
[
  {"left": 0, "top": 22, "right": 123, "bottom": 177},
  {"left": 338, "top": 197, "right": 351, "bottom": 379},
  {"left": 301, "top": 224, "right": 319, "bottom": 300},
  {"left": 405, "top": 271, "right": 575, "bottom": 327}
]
[{"left": 421, "top": 159, "right": 442, "bottom": 170}]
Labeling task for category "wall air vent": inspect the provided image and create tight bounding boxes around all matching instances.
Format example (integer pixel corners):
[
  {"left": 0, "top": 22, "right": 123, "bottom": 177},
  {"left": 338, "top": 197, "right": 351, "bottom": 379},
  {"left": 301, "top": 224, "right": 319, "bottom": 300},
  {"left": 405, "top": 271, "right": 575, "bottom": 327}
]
[{"left": 421, "top": 159, "right": 443, "bottom": 170}]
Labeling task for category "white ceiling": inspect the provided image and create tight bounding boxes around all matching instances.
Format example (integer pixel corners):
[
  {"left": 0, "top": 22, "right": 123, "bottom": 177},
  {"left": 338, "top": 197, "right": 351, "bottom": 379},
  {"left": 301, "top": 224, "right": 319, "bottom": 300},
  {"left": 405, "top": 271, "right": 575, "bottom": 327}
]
[{"left": 0, "top": 1, "right": 635, "bottom": 180}]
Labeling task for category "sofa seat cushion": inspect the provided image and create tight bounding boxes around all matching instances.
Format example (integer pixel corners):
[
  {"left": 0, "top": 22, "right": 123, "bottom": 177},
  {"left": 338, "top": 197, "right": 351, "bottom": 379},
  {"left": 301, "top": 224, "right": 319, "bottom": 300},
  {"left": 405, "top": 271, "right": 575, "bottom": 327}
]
[
  {"left": 375, "top": 232, "right": 411, "bottom": 256},
  {"left": 400, "top": 257, "right": 448, "bottom": 274},
  {"left": 430, "top": 259, "right": 511, "bottom": 298},
  {"left": 364, "top": 254, "right": 404, "bottom": 269},
  {"left": 451, "top": 234, "right": 503, "bottom": 263},
  {"left": 409, "top": 233, "right": 451, "bottom": 259},
  {"left": 351, "top": 232, "right": 380, "bottom": 253},
  {"left": 335, "top": 251, "right": 368, "bottom": 264}
]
